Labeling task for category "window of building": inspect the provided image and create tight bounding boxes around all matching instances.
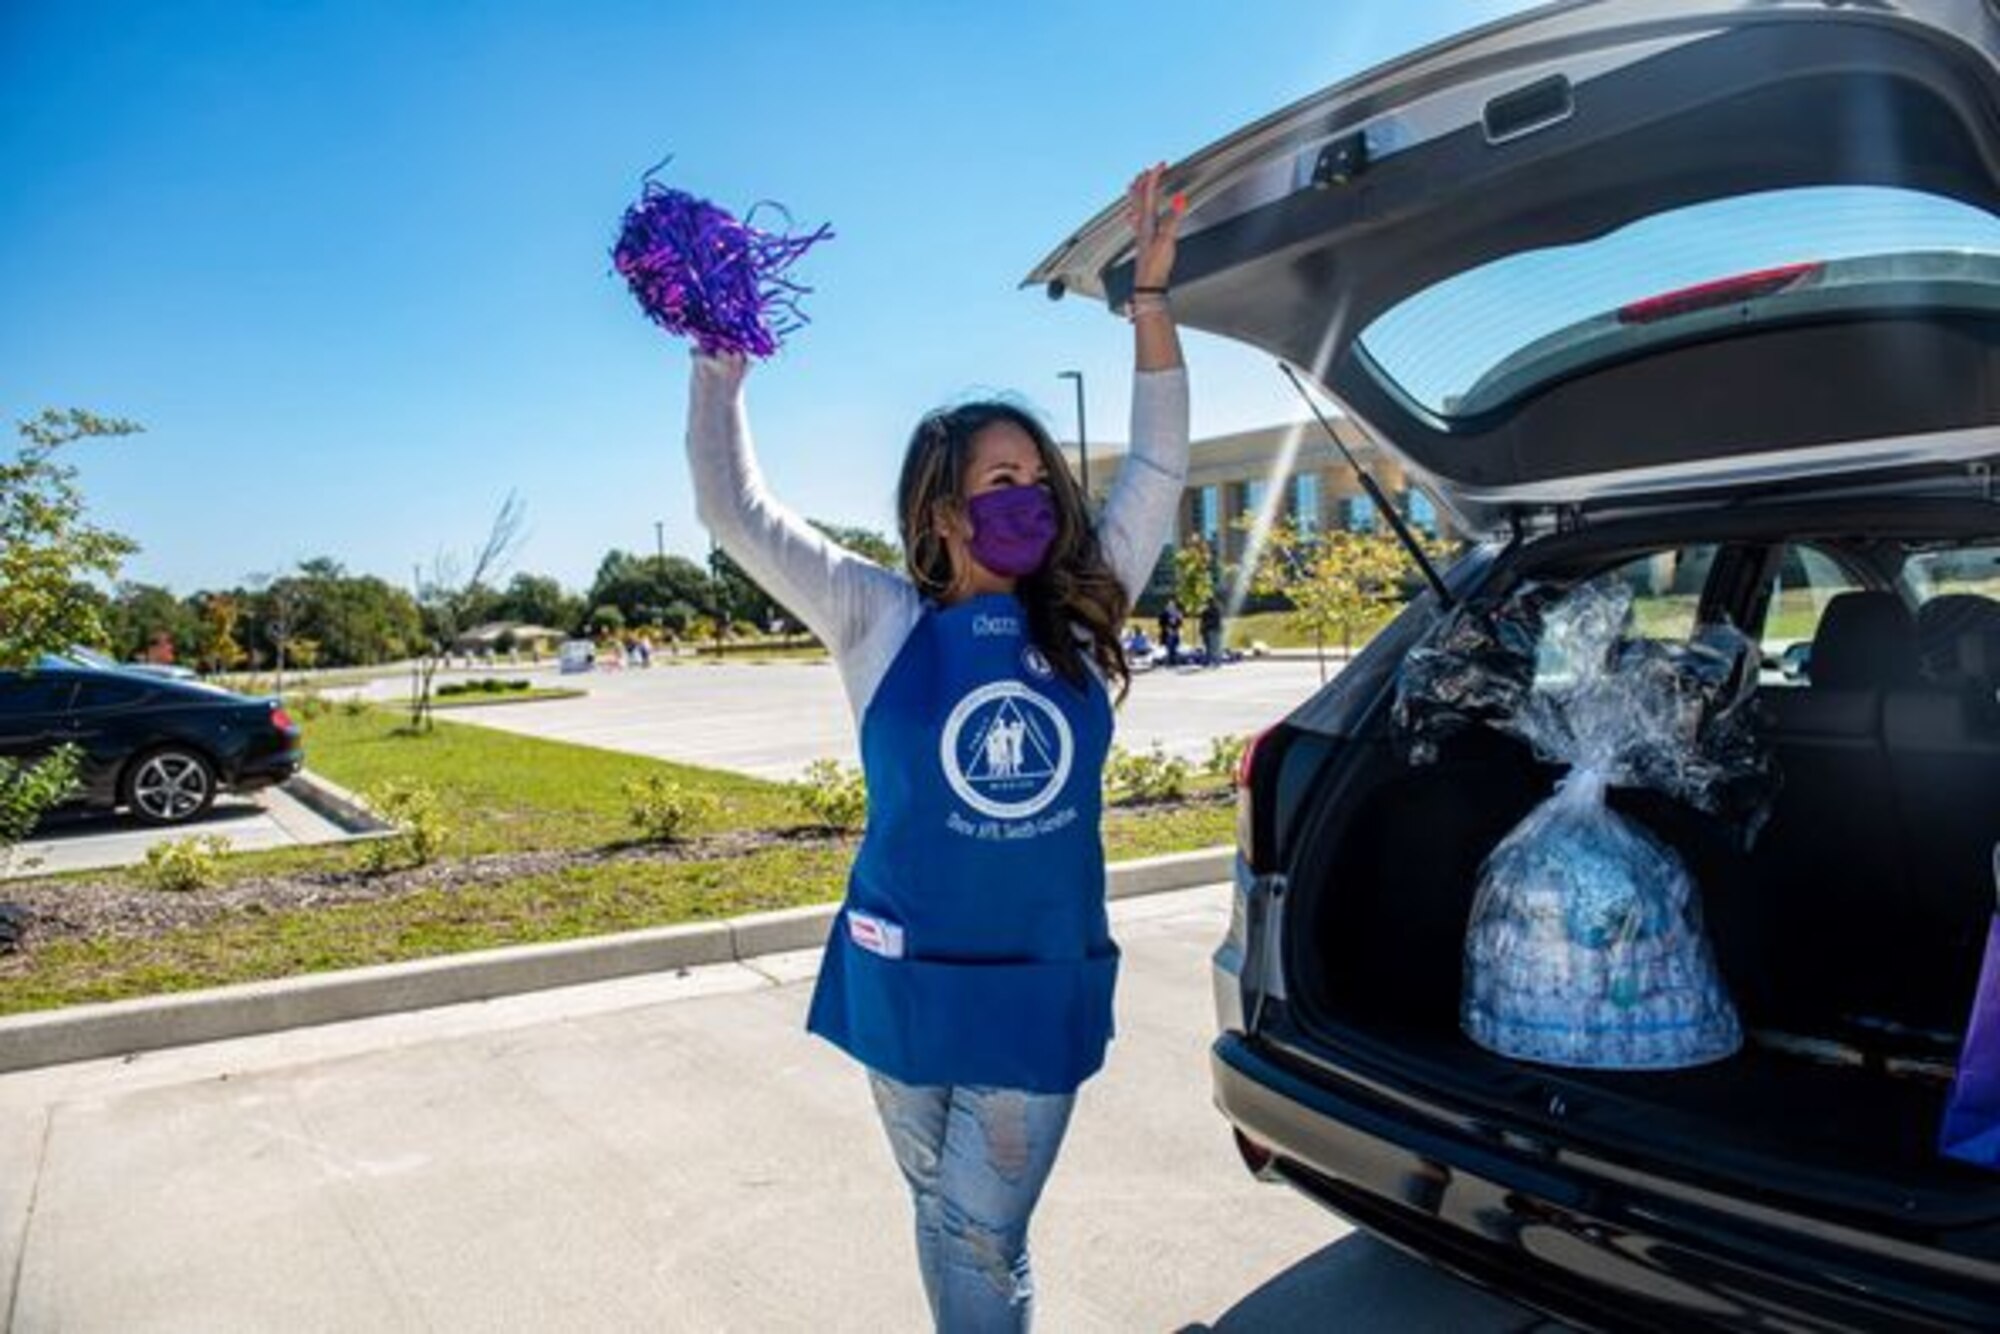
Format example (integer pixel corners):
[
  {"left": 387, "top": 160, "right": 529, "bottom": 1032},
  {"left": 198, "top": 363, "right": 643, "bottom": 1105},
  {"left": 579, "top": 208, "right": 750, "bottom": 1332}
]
[
  {"left": 1198, "top": 485, "right": 1220, "bottom": 547},
  {"left": 1407, "top": 489, "right": 1438, "bottom": 537},
  {"left": 1293, "top": 474, "right": 1320, "bottom": 533},
  {"left": 1341, "top": 495, "right": 1379, "bottom": 533}
]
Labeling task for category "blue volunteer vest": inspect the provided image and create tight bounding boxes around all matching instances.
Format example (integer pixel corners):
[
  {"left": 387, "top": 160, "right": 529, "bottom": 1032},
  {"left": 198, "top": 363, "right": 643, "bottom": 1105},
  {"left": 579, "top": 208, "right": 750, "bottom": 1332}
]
[{"left": 805, "top": 592, "right": 1118, "bottom": 1094}]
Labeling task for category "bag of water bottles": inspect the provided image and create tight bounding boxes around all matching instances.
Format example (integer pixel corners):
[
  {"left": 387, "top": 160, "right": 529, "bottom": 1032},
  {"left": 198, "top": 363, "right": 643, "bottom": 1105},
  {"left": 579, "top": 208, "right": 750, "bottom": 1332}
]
[{"left": 1396, "top": 578, "right": 1767, "bottom": 1070}]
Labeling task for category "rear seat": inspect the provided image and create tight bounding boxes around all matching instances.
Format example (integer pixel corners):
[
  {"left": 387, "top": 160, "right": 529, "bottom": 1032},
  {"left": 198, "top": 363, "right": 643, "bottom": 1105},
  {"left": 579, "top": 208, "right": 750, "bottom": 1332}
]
[
  {"left": 1886, "top": 594, "right": 2000, "bottom": 1032},
  {"left": 1748, "top": 592, "right": 1915, "bottom": 1027}
]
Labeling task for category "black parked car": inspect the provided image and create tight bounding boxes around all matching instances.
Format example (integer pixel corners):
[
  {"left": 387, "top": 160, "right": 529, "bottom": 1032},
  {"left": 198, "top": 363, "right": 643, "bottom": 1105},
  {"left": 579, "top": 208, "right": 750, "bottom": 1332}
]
[
  {"left": 1034, "top": 0, "right": 2000, "bottom": 1327},
  {"left": 0, "top": 664, "right": 303, "bottom": 826}
]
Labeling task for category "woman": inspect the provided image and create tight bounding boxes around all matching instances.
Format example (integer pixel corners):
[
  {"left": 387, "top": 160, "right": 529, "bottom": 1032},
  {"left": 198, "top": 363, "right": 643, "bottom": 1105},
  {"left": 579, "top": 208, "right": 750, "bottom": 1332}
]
[{"left": 683, "top": 165, "right": 1185, "bottom": 1330}]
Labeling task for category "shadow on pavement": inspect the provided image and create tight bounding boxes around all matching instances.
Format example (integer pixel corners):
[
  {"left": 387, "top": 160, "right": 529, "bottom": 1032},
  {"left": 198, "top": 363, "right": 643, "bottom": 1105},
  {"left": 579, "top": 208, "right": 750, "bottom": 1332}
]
[
  {"left": 30, "top": 799, "right": 265, "bottom": 841},
  {"left": 1177, "top": 1233, "right": 1550, "bottom": 1334}
]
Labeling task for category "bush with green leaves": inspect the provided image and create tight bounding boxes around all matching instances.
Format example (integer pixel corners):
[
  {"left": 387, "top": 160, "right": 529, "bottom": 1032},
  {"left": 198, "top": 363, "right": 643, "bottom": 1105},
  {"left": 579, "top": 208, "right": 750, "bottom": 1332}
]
[
  {"left": 1104, "top": 743, "right": 1191, "bottom": 804},
  {"left": 1206, "top": 734, "right": 1248, "bottom": 785},
  {"left": 357, "top": 779, "right": 451, "bottom": 872},
  {"left": 790, "top": 758, "right": 867, "bottom": 831},
  {"left": 141, "top": 834, "right": 232, "bottom": 893},
  {"left": 287, "top": 688, "right": 331, "bottom": 720},
  {"left": 0, "top": 744, "right": 82, "bottom": 872},
  {"left": 437, "top": 677, "right": 532, "bottom": 698},
  {"left": 621, "top": 772, "right": 717, "bottom": 843}
]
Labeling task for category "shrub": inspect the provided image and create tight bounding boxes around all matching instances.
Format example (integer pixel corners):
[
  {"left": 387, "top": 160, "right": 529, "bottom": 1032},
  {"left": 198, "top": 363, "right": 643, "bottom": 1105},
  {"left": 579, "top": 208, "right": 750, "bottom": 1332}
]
[
  {"left": 0, "top": 745, "right": 81, "bottom": 852},
  {"left": 287, "top": 688, "right": 331, "bottom": 720},
  {"left": 621, "top": 772, "right": 717, "bottom": 842},
  {"left": 1104, "top": 743, "right": 1191, "bottom": 804},
  {"left": 1206, "top": 734, "right": 1248, "bottom": 785},
  {"left": 436, "top": 678, "right": 531, "bottom": 698},
  {"left": 142, "top": 834, "right": 232, "bottom": 893},
  {"left": 340, "top": 693, "right": 370, "bottom": 717},
  {"left": 357, "top": 779, "right": 451, "bottom": 872},
  {"left": 791, "top": 758, "right": 867, "bottom": 831}
]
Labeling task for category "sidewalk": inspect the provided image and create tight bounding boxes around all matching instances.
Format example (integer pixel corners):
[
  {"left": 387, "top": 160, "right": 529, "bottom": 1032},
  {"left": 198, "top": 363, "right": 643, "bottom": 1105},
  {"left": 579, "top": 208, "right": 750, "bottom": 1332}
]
[{"left": 0, "top": 885, "right": 1550, "bottom": 1333}]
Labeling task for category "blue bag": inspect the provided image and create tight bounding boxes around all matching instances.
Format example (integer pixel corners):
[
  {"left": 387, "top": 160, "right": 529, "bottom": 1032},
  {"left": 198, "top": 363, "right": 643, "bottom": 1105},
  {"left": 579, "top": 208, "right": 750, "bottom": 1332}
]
[{"left": 1941, "top": 847, "right": 2000, "bottom": 1169}]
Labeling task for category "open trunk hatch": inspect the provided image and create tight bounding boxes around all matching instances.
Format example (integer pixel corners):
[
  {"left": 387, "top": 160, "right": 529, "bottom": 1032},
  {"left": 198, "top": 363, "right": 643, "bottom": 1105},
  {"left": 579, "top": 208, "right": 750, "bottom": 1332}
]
[{"left": 1027, "top": 0, "right": 2000, "bottom": 531}]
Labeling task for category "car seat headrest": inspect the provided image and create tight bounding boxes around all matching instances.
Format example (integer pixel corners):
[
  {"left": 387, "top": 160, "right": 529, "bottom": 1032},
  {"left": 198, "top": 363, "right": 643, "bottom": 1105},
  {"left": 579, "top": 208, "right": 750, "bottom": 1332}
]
[
  {"left": 1917, "top": 593, "right": 2000, "bottom": 686},
  {"left": 1810, "top": 590, "right": 1917, "bottom": 689}
]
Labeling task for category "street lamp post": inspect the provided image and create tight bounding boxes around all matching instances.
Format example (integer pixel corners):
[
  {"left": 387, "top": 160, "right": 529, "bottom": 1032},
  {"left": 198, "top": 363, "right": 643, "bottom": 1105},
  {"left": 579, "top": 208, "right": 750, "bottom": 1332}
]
[{"left": 1057, "top": 370, "right": 1087, "bottom": 499}]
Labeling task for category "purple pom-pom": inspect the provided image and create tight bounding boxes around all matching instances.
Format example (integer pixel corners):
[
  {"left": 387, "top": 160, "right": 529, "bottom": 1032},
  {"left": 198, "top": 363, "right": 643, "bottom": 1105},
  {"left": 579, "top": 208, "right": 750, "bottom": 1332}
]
[{"left": 612, "top": 175, "right": 832, "bottom": 358}]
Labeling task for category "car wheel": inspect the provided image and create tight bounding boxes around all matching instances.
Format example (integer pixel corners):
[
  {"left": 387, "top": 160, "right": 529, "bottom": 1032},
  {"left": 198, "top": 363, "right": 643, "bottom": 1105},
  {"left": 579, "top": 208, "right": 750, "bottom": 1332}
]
[{"left": 124, "top": 747, "right": 217, "bottom": 826}]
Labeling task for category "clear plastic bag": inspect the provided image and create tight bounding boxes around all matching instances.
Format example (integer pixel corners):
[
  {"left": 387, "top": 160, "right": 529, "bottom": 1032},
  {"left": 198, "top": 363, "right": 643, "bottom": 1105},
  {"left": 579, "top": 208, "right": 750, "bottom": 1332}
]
[{"left": 1400, "top": 578, "right": 1755, "bottom": 1069}]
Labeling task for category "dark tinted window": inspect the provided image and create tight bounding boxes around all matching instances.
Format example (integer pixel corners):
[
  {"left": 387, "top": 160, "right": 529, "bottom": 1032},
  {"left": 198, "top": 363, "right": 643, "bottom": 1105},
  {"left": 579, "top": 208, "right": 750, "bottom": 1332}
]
[
  {"left": 74, "top": 677, "right": 149, "bottom": 710},
  {"left": 0, "top": 674, "right": 77, "bottom": 717},
  {"left": 1358, "top": 186, "right": 2000, "bottom": 416}
]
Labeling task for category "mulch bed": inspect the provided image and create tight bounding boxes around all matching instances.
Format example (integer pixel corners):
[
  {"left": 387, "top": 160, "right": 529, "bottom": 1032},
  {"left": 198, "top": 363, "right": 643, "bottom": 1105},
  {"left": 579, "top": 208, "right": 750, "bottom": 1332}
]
[
  {"left": 0, "top": 826, "right": 846, "bottom": 954},
  {"left": 0, "top": 789, "right": 1230, "bottom": 960}
]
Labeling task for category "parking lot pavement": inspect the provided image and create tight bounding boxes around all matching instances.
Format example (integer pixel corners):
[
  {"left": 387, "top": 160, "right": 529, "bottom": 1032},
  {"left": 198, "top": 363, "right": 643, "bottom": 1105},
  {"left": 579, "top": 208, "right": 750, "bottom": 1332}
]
[
  {"left": 354, "top": 657, "right": 1339, "bottom": 781},
  {"left": 4, "top": 785, "right": 357, "bottom": 881},
  {"left": 0, "top": 885, "right": 1550, "bottom": 1333}
]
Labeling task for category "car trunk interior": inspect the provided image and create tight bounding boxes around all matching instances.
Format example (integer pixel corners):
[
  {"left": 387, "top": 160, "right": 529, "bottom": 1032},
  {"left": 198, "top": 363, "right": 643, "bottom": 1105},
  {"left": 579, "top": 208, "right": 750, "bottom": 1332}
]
[{"left": 1280, "top": 529, "right": 2000, "bottom": 1229}]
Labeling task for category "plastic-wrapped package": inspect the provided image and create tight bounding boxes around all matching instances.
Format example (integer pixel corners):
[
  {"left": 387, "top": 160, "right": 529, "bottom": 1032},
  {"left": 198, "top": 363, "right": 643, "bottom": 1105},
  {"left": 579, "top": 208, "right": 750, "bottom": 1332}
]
[{"left": 1398, "top": 578, "right": 1758, "bottom": 1070}]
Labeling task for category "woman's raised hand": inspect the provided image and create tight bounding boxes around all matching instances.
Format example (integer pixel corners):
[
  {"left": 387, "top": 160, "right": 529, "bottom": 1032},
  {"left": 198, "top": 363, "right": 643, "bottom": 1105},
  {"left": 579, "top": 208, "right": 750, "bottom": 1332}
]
[
  {"left": 1125, "top": 163, "right": 1183, "bottom": 290},
  {"left": 693, "top": 348, "right": 750, "bottom": 390}
]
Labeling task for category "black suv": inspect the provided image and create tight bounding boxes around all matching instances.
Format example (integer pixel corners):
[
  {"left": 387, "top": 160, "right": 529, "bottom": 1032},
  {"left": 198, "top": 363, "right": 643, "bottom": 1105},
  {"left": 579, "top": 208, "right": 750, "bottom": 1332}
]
[{"left": 1032, "top": 1, "right": 2000, "bottom": 1327}]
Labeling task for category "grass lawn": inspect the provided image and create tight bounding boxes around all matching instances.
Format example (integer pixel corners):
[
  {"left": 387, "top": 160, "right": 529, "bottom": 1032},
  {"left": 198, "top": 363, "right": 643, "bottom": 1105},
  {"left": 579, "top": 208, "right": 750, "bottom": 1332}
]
[
  {"left": 1224, "top": 607, "right": 1397, "bottom": 655},
  {"left": 0, "top": 706, "right": 1235, "bottom": 1014},
  {"left": 297, "top": 706, "right": 800, "bottom": 857}
]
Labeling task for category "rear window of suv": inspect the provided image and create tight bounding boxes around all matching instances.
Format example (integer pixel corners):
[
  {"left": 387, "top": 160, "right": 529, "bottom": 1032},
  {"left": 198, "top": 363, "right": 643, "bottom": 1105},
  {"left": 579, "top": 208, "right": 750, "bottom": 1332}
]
[{"left": 1357, "top": 186, "right": 2000, "bottom": 419}]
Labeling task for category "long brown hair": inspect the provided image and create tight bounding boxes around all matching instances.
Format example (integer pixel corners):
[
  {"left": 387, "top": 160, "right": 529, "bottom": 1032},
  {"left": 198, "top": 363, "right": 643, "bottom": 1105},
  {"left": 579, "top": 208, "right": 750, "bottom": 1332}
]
[{"left": 896, "top": 401, "right": 1131, "bottom": 700}]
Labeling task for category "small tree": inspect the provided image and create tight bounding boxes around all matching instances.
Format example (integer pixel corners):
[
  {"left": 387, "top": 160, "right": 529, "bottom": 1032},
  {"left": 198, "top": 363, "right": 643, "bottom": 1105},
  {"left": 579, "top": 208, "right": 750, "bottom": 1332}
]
[
  {"left": 1247, "top": 518, "right": 1414, "bottom": 681},
  {"left": 195, "top": 593, "right": 248, "bottom": 674},
  {"left": 1173, "top": 537, "right": 1217, "bottom": 618},
  {"left": 248, "top": 569, "right": 307, "bottom": 693},
  {"left": 410, "top": 492, "right": 526, "bottom": 732}
]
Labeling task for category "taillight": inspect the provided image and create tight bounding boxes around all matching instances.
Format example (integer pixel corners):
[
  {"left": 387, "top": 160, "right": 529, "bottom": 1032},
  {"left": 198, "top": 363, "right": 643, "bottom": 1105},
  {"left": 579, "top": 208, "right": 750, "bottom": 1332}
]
[
  {"left": 1616, "top": 261, "right": 1823, "bottom": 325},
  {"left": 1235, "top": 726, "right": 1275, "bottom": 869},
  {"left": 270, "top": 705, "right": 297, "bottom": 732}
]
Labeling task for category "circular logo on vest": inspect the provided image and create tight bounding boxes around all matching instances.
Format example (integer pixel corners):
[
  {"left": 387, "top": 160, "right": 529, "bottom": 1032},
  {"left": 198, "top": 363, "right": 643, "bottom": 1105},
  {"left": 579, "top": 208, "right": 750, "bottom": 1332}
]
[
  {"left": 939, "top": 680, "right": 1073, "bottom": 819},
  {"left": 1021, "top": 645, "right": 1054, "bottom": 681}
]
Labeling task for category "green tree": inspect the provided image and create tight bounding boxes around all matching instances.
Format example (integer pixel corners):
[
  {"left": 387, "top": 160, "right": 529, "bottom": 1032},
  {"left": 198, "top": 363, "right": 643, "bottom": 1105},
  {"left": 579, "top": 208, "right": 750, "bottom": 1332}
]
[
  {"left": 1246, "top": 518, "right": 1415, "bottom": 680},
  {"left": 1173, "top": 537, "right": 1217, "bottom": 618},
  {"left": 0, "top": 408, "right": 141, "bottom": 861},
  {"left": 588, "top": 550, "right": 711, "bottom": 629},
  {"left": 106, "top": 582, "right": 199, "bottom": 663},
  {"left": 0, "top": 409, "right": 142, "bottom": 668},
  {"left": 195, "top": 593, "right": 248, "bottom": 673},
  {"left": 808, "top": 519, "right": 901, "bottom": 569},
  {"left": 492, "top": 572, "right": 583, "bottom": 633}
]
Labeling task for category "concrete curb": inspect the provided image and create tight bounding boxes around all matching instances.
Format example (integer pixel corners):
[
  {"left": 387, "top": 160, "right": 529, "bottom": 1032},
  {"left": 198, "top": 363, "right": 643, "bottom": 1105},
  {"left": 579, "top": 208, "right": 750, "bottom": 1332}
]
[
  {"left": 281, "top": 769, "right": 392, "bottom": 835},
  {"left": 0, "top": 846, "right": 1234, "bottom": 1075}
]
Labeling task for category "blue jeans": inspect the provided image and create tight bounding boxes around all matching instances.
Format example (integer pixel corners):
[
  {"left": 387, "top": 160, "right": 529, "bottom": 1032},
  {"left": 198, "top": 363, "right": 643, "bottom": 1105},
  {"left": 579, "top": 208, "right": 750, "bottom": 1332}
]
[{"left": 867, "top": 1071, "right": 1077, "bottom": 1332}]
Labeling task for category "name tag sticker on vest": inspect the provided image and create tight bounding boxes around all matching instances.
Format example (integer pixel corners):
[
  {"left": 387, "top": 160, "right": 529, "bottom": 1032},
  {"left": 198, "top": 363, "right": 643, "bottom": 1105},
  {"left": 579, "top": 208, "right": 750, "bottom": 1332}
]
[{"left": 847, "top": 909, "right": 906, "bottom": 959}]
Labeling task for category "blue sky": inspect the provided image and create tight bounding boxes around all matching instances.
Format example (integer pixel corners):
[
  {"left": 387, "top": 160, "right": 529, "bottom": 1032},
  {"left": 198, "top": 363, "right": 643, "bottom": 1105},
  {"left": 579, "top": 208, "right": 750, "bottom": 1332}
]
[{"left": 1, "top": 0, "right": 1530, "bottom": 596}]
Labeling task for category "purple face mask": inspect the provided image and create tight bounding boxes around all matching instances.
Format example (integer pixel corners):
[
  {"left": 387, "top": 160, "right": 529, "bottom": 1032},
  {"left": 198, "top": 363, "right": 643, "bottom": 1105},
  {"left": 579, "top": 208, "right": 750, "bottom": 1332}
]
[{"left": 965, "top": 485, "right": 1057, "bottom": 578}]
